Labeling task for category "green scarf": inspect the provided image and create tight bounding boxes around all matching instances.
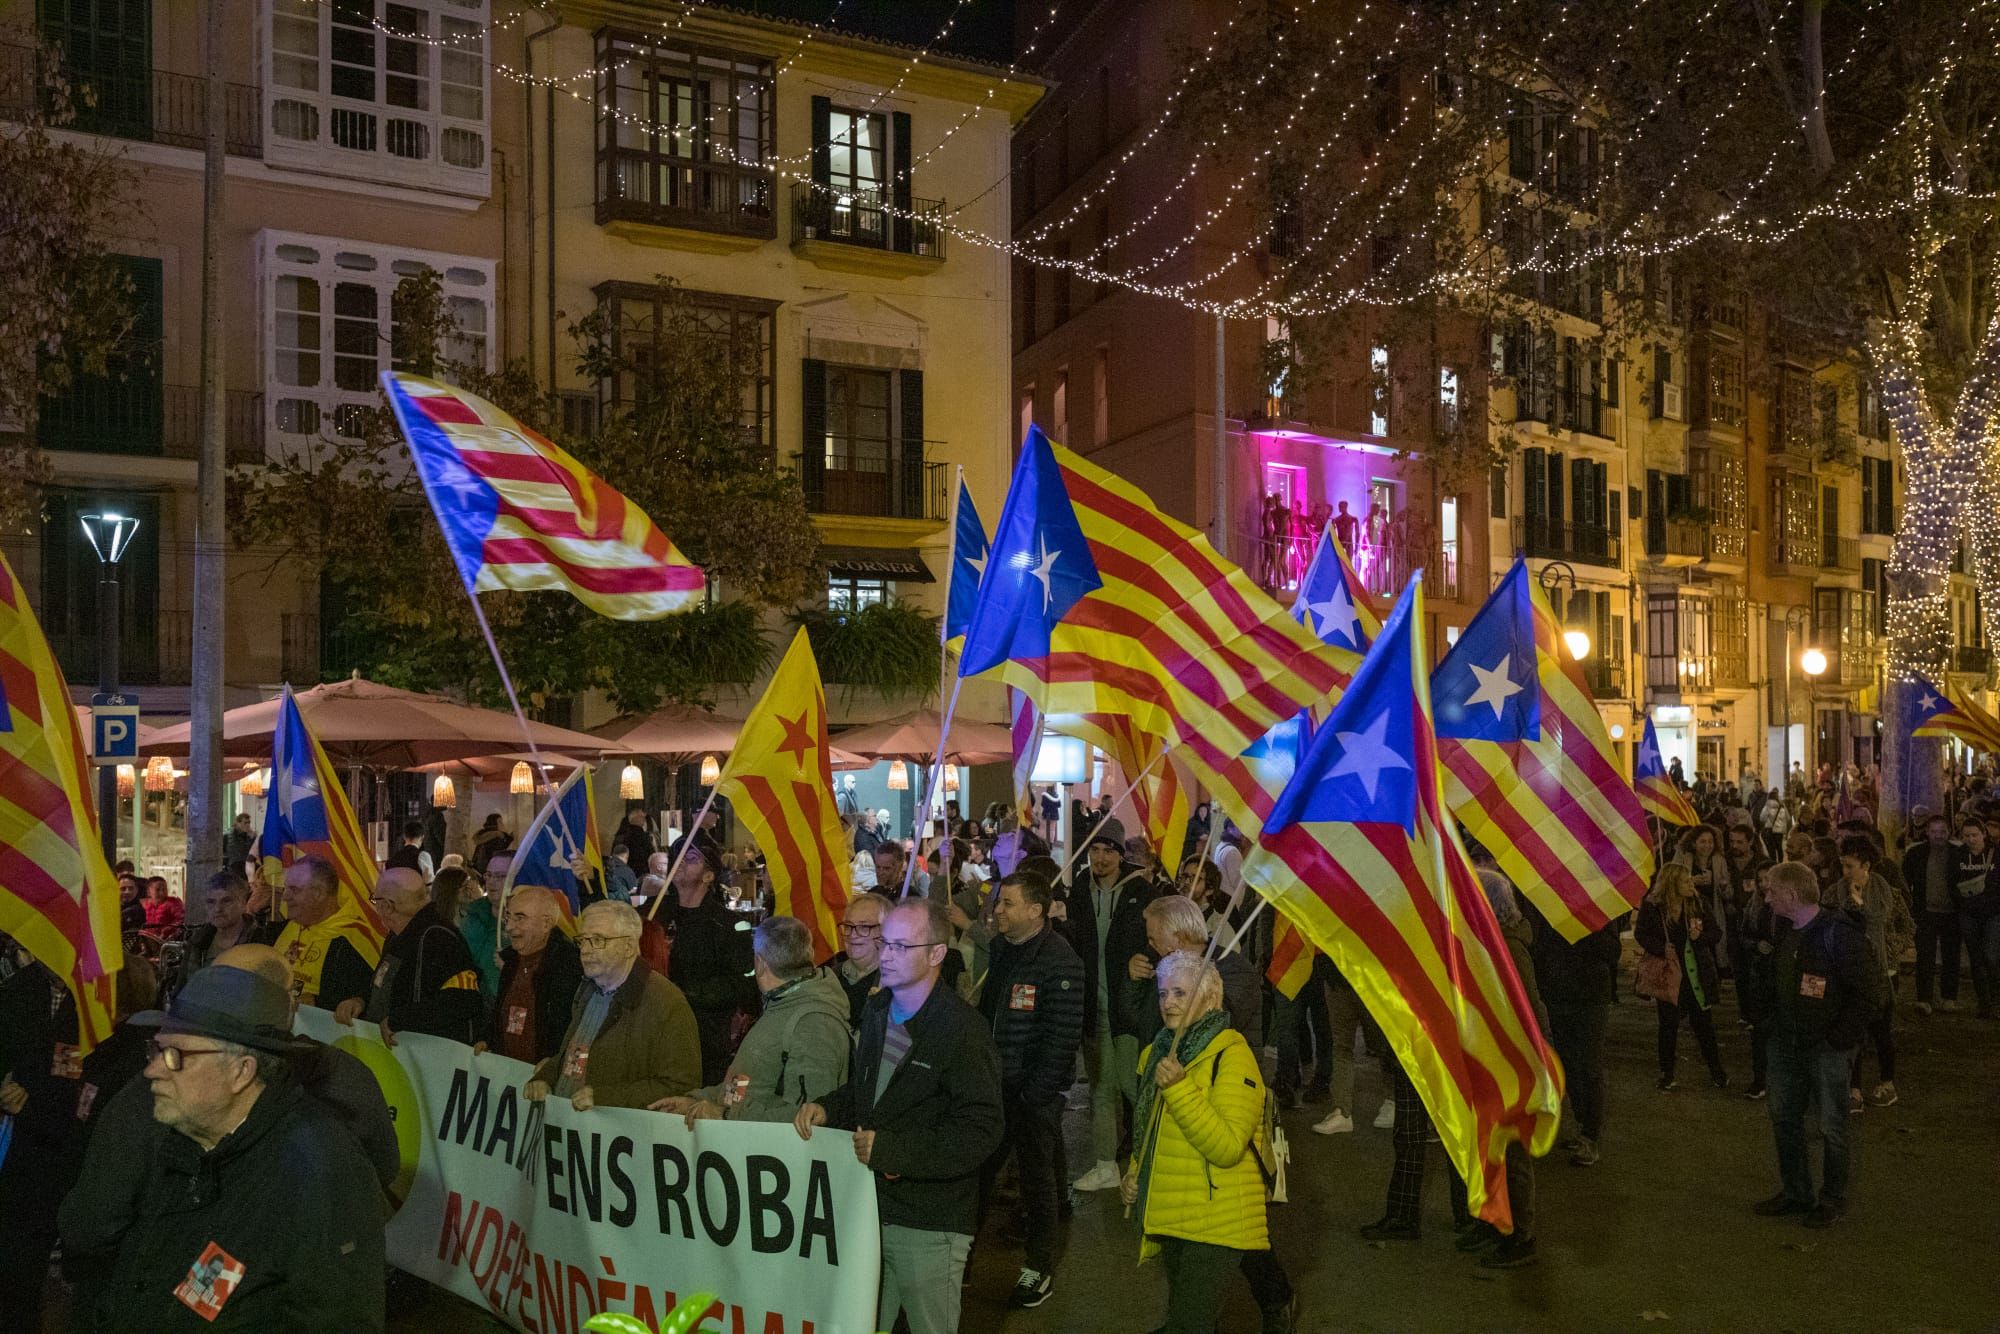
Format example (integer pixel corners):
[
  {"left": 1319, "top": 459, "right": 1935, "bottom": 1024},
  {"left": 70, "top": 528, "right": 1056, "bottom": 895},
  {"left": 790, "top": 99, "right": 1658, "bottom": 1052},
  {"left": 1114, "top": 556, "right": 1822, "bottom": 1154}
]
[{"left": 1132, "top": 1007, "right": 1232, "bottom": 1227}]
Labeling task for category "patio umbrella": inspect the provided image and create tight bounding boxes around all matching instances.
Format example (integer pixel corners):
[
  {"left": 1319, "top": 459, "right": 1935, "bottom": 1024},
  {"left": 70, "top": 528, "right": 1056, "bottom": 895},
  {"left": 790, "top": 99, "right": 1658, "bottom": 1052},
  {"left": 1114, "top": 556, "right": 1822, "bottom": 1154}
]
[
  {"left": 139, "top": 676, "right": 626, "bottom": 770},
  {"left": 416, "top": 751, "right": 591, "bottom": 792},
  {"left": 598, "top": 705, "right": 870, "bottom": 769},
  {"left": 833, "top": 710, "right": 1016, "bottom": 766}
]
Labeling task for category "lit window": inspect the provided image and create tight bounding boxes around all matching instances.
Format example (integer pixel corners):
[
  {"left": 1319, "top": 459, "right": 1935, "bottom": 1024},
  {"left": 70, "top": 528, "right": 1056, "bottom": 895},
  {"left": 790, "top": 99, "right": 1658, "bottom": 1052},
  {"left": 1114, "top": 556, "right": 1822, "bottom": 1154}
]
[
  {"left": 828, "top": 577, "right": 890, "bottom": 611},
  {"left": 1370, "top": 344, "right": 1390, "bottom": 435},
  {"left": 1438, "top": 365, "right": 1459, "bottom": 433},
  {"left": 266, "top": 0, "right": 490, "bottom": 194}
]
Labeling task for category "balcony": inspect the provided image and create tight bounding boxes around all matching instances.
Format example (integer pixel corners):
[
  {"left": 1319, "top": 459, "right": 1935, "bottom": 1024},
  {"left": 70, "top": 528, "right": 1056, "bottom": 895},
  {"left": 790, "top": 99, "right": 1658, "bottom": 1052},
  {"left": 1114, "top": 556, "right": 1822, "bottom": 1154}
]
[
  {"left": 596, "top": 153, "right": 776, "bottom": 243},
  {"left": 1818, "top": 433, "right": 1860, "bottom": 472},
  {"left": 790, "top": 181, "right": 946, "bottom": 275},
  {"left": 0, "top": 41, "right": 261, "bottom": 156},
  {"left": 280, "top": 611, "right": 372, "bottom": 687},
  {"left": 1951, "top": 645, "right": 1993, "bottom": 678},
  {"left": 1826, "top": 634, "right": 1882, "bottom": 689},
  {"left": 48, "top": 606, "right": 191, "bottom": 687},
  {"left": 1514, "top": 515, "right": 1622, "bottom": 568},
  {"left": 39, "top": 376, "right": 265, "bottom": 463},
  {"left": 1714, "top": 646, "right": 1750, "bottom": 689},
  {"left": 798, "top": 452, "right": 949, "bottom": 523},
  {"left": 1819, "top": 536, "right": 1860, "bottom": 574},
  {"left": 1644, "top": 516, "right": 1707, "bottom": 567},
  {"left": 1766, "top": 534, "right": 1818, "bottom": 578},
  {"left": 1582, "top": 659, "right": 1627, "bottom": 700}
]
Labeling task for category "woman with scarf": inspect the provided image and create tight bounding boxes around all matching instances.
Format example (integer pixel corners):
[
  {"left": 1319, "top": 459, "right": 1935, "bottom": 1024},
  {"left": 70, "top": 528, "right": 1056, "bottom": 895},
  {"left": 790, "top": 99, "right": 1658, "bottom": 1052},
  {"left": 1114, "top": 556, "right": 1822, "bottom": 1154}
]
[
  {"left": 1120, "top": 950, "right": 1286, "bottom": 1333},
  {"left": 1636, "top": 862, "right": 1728, "bottom": 1091}
]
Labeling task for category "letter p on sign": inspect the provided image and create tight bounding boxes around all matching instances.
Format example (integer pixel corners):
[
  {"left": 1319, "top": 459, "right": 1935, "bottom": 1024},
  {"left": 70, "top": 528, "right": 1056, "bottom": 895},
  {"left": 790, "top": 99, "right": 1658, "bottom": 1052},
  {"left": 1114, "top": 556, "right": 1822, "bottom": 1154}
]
[{"left": 92, "top": 705, "right": 140, "bottom": 762}]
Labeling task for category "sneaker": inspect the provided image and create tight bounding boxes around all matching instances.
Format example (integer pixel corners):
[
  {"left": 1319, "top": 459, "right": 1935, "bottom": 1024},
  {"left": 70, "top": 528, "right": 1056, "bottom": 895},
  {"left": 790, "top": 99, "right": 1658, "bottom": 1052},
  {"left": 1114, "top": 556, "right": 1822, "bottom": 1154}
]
[
  {"left": 1072, "top": 1160, "right": 1122, "bottom": 1192},
  {"left": 1455, "top": 1221, "right": 1500, "bottom": 1252},
  {"left": 1656, "top": 1075, "right": 1678, "bottom": 1092},
  {"left": 1742, "top": 1082, "right": 1767, "bottom": 1101},
  {"left": 1274, "top": 1086, "right": 1299, "bottom": 1111},
  {"left": 1753, "top": 1193, "right": 1812, "bottom": 1217},
  {"left": 1359, "top": 1217, "right": 1420, "bottom": 1243},
  {"left": 1870, "top": 1081, "right": 1898, "bottom": 1107},
  {"left": 1480, "top": 1234, "right": 1539, "bottom": 1269},
  {"left": 1569, "top": 1138, "right": 1600, "bottom": 1167},
  {"left": 1914, "top": 1001, "right": 1933, "bottom": 1016},
  {"left": 1848, "top": 1088, "right": 1864, "bottom": 1116},
  {"left": 1312, "top": 1110, "right": 1355, "bottom": 1136},
  {"left": 1008, "top": 1268, "right": 1053, "bottom": 1309},
  {"left": 1803, "top": 1203, "right": 1844, "bottom": 1229},
  {"left": 1373, "top": 1100, "right": 1396, "bottom": 1129}
]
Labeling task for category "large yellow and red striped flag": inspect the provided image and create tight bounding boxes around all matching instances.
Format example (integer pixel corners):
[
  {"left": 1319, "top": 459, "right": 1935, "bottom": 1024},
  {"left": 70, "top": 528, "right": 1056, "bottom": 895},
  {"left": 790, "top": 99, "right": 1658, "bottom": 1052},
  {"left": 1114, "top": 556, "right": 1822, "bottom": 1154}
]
[
  {"left": 1266, "top": 915, "right": 1315, "bottom": 999},
  {"left": 1431, "top": 559, "right": 1652, "bottom": 941},
  {"left": 1247, "top": 575, "right": 1561, "bottom": 1228},
  {"left": 381, "top": 373, "right": 705, "bottom": 621},
  {"left": 0, "top": 552, "right": 123, "bottom": 1051},
  {"left": 1053, "top": 710, "right": 1191, "bottom": 870},
  {"left": 957, "top": 426, "right": 1356, "bottom": 819},
  {"left": 714, "top": 630, "right": 852, "bottom": 962}
]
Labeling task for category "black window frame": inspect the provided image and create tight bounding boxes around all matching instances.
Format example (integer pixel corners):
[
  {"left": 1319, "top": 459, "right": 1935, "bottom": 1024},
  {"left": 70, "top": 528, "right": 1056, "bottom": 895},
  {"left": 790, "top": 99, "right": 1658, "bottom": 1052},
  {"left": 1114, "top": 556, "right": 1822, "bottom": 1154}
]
[{"left": 591, "top": 281, "right": 778, "bottom": 454}]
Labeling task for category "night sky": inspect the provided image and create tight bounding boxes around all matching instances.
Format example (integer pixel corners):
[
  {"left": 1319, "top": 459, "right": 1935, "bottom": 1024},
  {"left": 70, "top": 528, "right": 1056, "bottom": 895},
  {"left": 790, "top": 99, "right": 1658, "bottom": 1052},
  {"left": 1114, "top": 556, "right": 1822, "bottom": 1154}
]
[{"left": 729, "top": 0, "right": 1019, "bottom": 66}]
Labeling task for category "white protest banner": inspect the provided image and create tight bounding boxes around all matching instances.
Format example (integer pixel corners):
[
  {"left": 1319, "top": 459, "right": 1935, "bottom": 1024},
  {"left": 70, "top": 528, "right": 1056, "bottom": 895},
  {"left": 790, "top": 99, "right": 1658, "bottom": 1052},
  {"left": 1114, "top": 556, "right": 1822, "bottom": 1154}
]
[{"left": 296, "top": 1010, "right": 881, "bottom": 1334}]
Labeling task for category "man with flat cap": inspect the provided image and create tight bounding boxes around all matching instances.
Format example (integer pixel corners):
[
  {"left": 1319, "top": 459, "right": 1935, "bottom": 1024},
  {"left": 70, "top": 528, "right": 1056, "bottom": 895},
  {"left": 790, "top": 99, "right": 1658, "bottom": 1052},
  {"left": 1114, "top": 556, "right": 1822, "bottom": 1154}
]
[{"left": 58, "top": 965, "right": 387, "bottom": 1330}]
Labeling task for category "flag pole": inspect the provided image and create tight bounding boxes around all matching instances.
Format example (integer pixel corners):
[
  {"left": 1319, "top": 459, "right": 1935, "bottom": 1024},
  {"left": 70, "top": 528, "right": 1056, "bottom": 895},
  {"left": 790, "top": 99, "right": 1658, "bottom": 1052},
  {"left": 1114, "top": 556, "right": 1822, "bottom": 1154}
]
[
  {"left": 648, "top": 785, "right": 722, "bottom": 921},
  {"left": 462, "top": 590, "right": 585, "bottom": 859},
  {"left": 1209, "top": 892, "right": 1270, "bottom": 962},
  {"left": 904, "top": 466, "right": 967, "bottom": 897},
  {"left": 1054, "top": 747, "right": 1169, "bottom": 888}
]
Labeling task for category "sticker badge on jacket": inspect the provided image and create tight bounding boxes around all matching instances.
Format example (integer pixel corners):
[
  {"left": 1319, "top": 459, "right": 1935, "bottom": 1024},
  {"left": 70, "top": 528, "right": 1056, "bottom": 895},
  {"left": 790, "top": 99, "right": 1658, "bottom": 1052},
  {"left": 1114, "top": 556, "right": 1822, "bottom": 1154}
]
[
  {"left": 562, "top": 1043, "right": 591, "bottom": 1081},
  {"left": 504, "top": 1005, "right": 529, "bottom": 1036},
  {"left": 1009, "top": 983, "right": 1038, "bottom": 1012},
  {"left": 174, "top": 1241, "right": 246, "bottom": 1322}
]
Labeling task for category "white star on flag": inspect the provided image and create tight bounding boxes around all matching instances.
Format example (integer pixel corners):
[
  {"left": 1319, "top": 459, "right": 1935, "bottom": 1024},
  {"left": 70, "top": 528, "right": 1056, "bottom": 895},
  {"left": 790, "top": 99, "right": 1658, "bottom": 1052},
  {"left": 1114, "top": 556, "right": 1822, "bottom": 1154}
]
[
  {"left": 1465, "top": 654, "right": 1525, "bottom": 720},
  {"left": 1326, "top": 711, "right": 1411, "bottom": 803},
  {"left": 1029, "top": 535, "right": 1063, "bottom": 610},
  {"left": 1636, "top": 736, "right": 1661, "bottom": 774},
  {"left": 1920, "top": 691, "right": 1940, "bottom": 713},
  {"left": 1308, "top": 583, "right": 1362, "bottom": 644}
]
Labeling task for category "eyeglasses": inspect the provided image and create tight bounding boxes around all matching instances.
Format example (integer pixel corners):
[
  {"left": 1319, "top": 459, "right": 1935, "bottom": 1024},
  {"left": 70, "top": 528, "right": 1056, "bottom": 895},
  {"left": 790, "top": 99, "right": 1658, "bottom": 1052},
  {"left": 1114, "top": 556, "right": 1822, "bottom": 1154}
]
[
  {"left": 576, "top": 934, "right": 636, "bottom": 950},
  {"left": 147, "top": 1039, "right": 234, "bottom": 1072},
  {"left": 840, "top": 922, "right": 882, "bottom": 938},
  {"left": 879, "top": 938, "right": 942, "bottom": 956}
]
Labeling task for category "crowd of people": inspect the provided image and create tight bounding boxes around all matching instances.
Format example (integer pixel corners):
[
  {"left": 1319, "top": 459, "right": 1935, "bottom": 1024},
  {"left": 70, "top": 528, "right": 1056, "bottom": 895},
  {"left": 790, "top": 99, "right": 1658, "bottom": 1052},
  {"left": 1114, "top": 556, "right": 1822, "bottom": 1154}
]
[{"left": 3, "top": 759, "right": 1994, "bottom": 1331}]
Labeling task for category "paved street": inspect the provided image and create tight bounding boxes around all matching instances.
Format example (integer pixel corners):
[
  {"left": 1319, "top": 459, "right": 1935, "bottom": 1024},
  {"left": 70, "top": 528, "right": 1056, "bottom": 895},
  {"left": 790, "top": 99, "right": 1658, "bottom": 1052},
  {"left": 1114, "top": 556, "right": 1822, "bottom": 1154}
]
[{"left": 394, "top": 971, "right": 2000, "bottom": 1334}]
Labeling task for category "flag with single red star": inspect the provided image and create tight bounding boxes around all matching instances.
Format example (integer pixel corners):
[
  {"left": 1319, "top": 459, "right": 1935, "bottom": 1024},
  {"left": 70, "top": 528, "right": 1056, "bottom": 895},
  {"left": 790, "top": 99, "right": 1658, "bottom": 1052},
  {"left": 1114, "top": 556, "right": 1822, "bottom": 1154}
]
[
  {"left": 1249, "top": 574, "right": 1561, "bottom": 1231},
  {"left": 714, "top": 629, "right": 852, "bottom": 961},
  {"left": 1430, "top": 559, "right": 1651, "bottom": 942}
]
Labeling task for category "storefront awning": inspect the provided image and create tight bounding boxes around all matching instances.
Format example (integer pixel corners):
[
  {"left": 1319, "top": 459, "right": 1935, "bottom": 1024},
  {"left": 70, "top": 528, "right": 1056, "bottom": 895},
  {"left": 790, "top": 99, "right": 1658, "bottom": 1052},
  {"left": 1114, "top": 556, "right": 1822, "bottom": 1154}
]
[{"left": 823, "top": 546, "right": 935, "bottom": 582}]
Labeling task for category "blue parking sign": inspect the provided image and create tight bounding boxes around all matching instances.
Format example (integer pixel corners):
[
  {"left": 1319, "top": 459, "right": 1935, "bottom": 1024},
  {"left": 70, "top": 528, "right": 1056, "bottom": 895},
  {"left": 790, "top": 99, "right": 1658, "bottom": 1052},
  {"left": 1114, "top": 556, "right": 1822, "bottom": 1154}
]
[{"left": 92, "top": 705, "right": 140, "bottom": 762}]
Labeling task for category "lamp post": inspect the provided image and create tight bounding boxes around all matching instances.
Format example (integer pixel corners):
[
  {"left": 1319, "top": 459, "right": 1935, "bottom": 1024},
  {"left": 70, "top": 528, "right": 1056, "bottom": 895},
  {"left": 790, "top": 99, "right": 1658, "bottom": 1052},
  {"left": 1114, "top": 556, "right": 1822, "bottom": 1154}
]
[
  {"left": 80, "top": 511, "right": 140, "bottom": 866},
  {"left": 1780, "top": 606, "right": 1821, "bottom": 787},
  {"left": 1537, "top": 561, "right": 1592, "bottom": 662}
]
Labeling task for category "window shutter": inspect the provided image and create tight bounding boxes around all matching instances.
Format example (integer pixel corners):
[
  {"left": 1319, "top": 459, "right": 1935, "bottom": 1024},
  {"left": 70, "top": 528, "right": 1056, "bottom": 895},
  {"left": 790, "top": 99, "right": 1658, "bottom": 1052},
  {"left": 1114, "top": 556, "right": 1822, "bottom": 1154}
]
[
  {"left": 801, "top": 357, "right": 827, "bottom": 509},
  {"left": 891, "top": 110, "right": 913, "bottom": 253},
  {"left": 1547, "top": 450, "right": 1565, "bottom": 526},
  {"left": 1524, "top": 449, "right": 1546, "bottom": 517},
  {"left": 898, "top": 368, "right": 925, "bottom": 518},
  {"left": 1652, "top": 346, "right": 1671, "bottom": 417},
  {"left": 810, "top": 96, "right": 832, "bottom": 188}
]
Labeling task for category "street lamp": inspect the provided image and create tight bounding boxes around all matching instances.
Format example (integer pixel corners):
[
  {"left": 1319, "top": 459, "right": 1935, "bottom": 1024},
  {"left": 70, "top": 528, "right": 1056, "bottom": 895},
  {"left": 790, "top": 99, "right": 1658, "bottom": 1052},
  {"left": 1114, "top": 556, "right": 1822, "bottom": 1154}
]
[
  {"left": 80, "top": 511, "right": 140, "bottom": 866},
  {"left": 1537, "top": 561, "right": 1592, "bottom": 660},
  {"left": 1779, "top": 606, "right": 1820, "bottom": 786}
]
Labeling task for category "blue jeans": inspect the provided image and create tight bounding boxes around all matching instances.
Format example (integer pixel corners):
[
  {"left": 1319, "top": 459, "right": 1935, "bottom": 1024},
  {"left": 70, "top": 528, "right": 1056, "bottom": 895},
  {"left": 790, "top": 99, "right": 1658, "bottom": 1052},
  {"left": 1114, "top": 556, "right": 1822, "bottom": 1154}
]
[{"left": 1767, "top": 1038, "right": 1853, "bottom": 1207}]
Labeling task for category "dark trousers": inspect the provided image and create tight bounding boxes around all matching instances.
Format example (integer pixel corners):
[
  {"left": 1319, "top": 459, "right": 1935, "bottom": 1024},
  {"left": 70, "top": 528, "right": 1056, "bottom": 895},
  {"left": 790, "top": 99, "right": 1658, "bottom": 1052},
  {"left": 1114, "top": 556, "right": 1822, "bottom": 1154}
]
[
  {"left": 1914, "top": 910, "right": 1963, "bottom": 1004},
  {"left": 1154, "top": 1235, "right": 1242, "bottom": 1333},
  {"left": 1768, "top": 1038, "right": 1853, "bottom": 1207},
  {"left": 1655, "top": 984, "right": 1723, "bottom": 1080},
  {"left": 1849, "top": 997, "right": 1896, "bottom": 1088},
  {"left": 1383, "top": 1062, "right": 1433, "bottom": 1227},
  {"left": 1448, "top": 1140, "right": 1537, "bottom": 1238},
  {"left": 1544, "top": 1000, "right": 1609, "bottom": 1143},
  {"left": 1749, "top": 1021, "right": 1770, "bottom": 1088},
  {"left": 1238, "top": 1248, "right": 1294, "bottom": 1333},
  {"left": 1273, "top": 968, "right": 1330, "bottom": 1095},
  {"left": 978, "top": 1093, "right": 1064, "bottom": 1272},
  {"left": 1961, "top": 911, "right": 1996, "bottom": 1012}
]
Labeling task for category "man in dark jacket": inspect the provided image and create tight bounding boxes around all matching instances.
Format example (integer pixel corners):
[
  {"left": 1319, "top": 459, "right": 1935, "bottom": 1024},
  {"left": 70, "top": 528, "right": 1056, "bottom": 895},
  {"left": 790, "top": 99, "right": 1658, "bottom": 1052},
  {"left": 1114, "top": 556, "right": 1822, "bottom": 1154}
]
[
  {"left": 1901, "top": 815, "right": 1969, "bottom": 1013},
  {"left": 1525, "top": 897, "right": 1621, "bottom": 1166},
  {"left": 977, "top": 869, "right": 1085, "bottom": 1309},
  {"left": 338, "top": 868, "right": 482, "bottom": 1045},
  {"left": 1754, "top": 861, "right": 1880, "bottom": 1228},
  {"left": 488, "top": 886, "right": 584, "bottom": 1064},
  {"left": 1054, "top": 819, "right": 1158, "bottom": 1191},
  {"left": 663, "top": 840, "right": 758, "bottom": 1084},
  {"left": 60, "top": 965, "right": 386, "bottom": 1330},
  {"left": 795, "top": 898, "right": 1004, "bottom": 1334}
]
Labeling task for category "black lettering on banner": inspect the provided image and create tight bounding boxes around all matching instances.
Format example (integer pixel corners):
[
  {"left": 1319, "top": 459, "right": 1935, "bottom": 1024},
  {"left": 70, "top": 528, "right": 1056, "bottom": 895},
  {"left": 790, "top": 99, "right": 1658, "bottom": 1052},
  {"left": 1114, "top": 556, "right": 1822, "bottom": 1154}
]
[
  {"left": 801, "top": 1159, "right": 840, "bottom": 1266},
  {"left": 438, "top": 1069, "right": 491, "bottom": 1146},
  {"left": 746, "top": 1155, "right": 793, "bottom": 1254},
  {"left": 483, "top": 1085, "right": 519, "bottom": 1163},
  {"left": 652, "top": 1144, "right": 693, "bottom": 1236},
  {"left": 696, "top": 1151, "right": 741, "bottom": 1246},
  {"left": 568, "top": 1129, "right": 604, "bottom": 1222},
  {"left": 608, "top": 1137, "right": 637, "bottom": 1227},
  {"left": 542, "top": 1124, "right": 568, "bottom": 1211}
]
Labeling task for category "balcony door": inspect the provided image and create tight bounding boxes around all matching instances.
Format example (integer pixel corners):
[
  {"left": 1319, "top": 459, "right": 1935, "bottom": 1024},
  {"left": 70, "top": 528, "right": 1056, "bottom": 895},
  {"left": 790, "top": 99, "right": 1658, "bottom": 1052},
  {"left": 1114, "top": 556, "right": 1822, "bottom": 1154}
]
[
  {"left": 822, "top": 365, "right": 893, "bottom": 516},
  {"left": 38, "top": 0, "right": 151, "bottom": 139},
  {"left": 38, "top": 254, "right": 162, "bottom": 455}
]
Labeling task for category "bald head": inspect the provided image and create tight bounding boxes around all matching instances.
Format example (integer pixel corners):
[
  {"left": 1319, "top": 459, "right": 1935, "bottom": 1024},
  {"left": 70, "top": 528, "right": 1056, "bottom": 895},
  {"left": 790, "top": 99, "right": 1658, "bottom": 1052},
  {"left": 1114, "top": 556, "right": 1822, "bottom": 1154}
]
[
  {"left": 503, "top": 885, "right": 564, "bottom": 956},
  {"left": 373, "top": 866, "right": 430, "bottom": 934},
  {"left": 215, "top": 943, "right": 294, "bottom": 994}
]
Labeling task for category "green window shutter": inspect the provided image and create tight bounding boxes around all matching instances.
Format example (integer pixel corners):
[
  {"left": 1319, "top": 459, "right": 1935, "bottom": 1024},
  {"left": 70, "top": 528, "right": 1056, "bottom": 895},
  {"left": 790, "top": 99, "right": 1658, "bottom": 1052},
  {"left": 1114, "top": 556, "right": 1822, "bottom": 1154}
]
[
  {"left": 897, "top": 368, "right": 924, "bottom": 517},
  {"left": 801, "top": 357, "right": 827, "bottom": 509},
  {"left": 890, "top": 111, "right": 913, "bottom": 253}
]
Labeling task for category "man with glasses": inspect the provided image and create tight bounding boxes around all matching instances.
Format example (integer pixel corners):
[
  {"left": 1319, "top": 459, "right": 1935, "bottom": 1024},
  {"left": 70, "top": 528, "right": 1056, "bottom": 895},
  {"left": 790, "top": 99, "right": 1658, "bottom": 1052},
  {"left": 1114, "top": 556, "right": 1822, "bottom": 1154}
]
[
  {"left": 336, "top": 868, "right": 482, "bottom": 1045},
  {"left": 526, "top": 901, "right": 700, "bottom": 1111},
  {"left": 824, "top": 890, "right": 892, "bottom": 1025},
  {"left": 62, "top": 964, "right": 386, "bottom": 1328},
  {"left": 487, "top": 886, "right": 583, "bottom": 1064},
  {"left": 795, "top": 899, "right": 1003, "bottom": 1334}
]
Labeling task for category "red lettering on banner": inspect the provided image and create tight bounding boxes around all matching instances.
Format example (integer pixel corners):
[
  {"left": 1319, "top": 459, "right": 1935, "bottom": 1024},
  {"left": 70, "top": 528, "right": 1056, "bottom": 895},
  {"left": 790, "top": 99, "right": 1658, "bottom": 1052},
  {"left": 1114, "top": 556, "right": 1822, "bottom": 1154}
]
[
  {"left": 565, "top": 1262, "right": 598, "bottom": 1330},
  {"left": 469, "top": 1206, "right": 504, "bottom": 1286},
  {"left": 533, "top": 1251, "right": 567, "bottom": 1334}
]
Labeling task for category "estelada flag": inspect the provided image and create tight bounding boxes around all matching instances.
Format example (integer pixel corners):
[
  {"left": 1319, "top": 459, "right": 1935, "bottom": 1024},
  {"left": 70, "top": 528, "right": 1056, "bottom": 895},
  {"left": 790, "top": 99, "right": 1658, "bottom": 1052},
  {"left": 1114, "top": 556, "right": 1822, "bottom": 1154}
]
[
  {"left": 0, "top": 552, "right": 122, "bottom": 1052},
  {"left": 1634, "top": 717, "right": 1699, "bottom": 827},
  {"left": 503, "top": 765, "right": 603, "bottom": 919},
  {"left": 381, "top": 372, "right": 704, "bottom": 621},
  {"left": 714, "top": 630, "right": 852, "bottom": 962},
  {"left": 259, "top": 686, "right": 386, "bottom": 960},
  {"left": 1431, "top": 559, "right": 1652, "bottom": 941},
  {"left": 1293, "top": 519, "right": 1384, "bottom": 655},
  {"left": 1249, "top": 575, "right": 1562, "bottom": 1229},
  {"left": 1911, "top": 674, "right": 2000, "bottom": 753}
]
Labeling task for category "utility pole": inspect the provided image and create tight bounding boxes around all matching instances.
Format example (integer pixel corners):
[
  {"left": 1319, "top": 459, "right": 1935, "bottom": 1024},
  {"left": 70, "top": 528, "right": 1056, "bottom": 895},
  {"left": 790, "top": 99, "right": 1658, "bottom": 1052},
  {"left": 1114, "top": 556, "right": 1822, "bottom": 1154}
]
[
  {"left": 1212, "top": 313, "right": 1228, "bottom": 560},
  {"left": 184, "top": 0, "right": 227, "bottom": 915}
]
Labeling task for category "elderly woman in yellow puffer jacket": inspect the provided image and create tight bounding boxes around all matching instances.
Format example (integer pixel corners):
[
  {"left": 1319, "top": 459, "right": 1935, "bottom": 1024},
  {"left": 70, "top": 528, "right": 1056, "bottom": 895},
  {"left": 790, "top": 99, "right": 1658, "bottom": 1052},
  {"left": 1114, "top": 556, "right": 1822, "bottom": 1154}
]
[{"left": 1120, "top": 949, "right": 1275, "bottom": 1333}]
